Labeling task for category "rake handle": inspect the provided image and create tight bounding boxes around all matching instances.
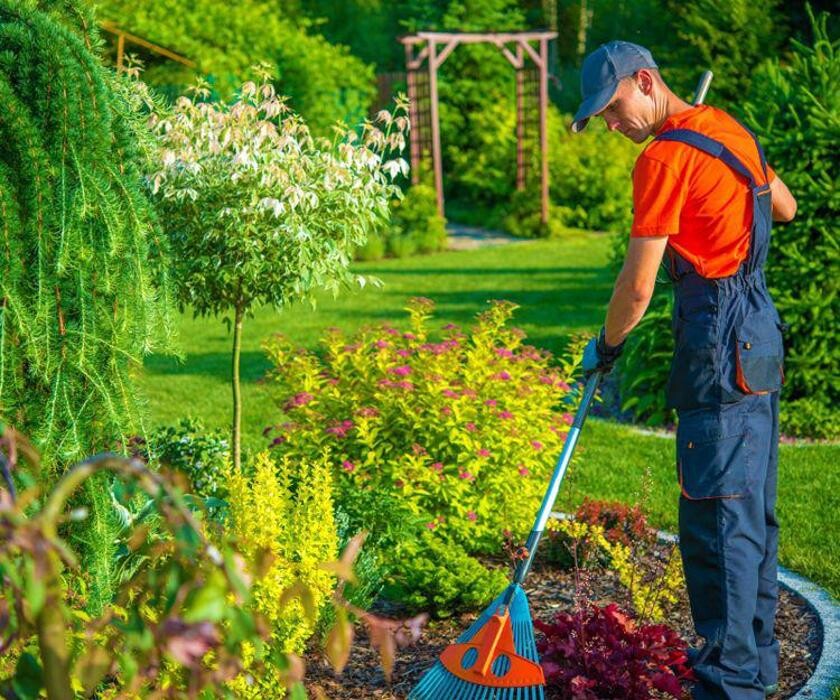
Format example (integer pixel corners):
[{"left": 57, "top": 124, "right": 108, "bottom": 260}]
[{"left": 508, "top": 370, "right": 602, "bottom": 593}]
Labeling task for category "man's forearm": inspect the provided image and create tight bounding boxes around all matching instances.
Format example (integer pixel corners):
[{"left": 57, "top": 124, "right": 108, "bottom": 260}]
[{"left": 604, "top": 275, "right": 654, "bottom": 347}]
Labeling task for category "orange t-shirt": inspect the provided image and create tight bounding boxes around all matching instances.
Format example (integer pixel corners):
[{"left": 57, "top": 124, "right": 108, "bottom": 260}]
[{"left": 630, "top": 105, "right": 775, "bottom": 278}]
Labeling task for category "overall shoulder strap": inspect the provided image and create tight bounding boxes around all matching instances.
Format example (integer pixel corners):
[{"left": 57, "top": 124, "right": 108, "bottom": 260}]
[{"left": 655, "top": 128, "right": 760, "bottom": 189}]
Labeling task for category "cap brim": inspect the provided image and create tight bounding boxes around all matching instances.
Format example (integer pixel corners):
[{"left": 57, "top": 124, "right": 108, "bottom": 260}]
[{"left": 570, "top": 82, "right": 619, "bottom": 133}]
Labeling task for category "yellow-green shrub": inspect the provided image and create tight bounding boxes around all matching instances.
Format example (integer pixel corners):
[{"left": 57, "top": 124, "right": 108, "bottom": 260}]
[
  {"left": 264, "top": 298, "right": 577, "bottom": 554},
  {"left": 225, "top": 451, "right": 338, "bottom": 696}
]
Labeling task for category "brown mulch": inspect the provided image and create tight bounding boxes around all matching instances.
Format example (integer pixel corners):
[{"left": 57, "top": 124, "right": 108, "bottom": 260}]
[{"left": 304, "top": 549, "right": 820, "bottom": 699}]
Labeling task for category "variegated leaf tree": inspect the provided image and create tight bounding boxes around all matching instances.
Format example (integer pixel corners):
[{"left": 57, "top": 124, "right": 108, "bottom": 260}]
[{"left": 149, "top": 71, "right": 409, "bottom": 470}]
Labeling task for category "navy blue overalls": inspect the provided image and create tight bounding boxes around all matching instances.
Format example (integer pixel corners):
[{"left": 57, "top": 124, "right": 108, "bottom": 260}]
[{"left": 655, "top": 127, "right": 784, "bottom": 700}]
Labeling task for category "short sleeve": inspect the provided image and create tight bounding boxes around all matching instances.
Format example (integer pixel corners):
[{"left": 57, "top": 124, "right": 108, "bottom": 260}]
[{"left": 630, "top": 155, "right": 687, "bottom": 237}]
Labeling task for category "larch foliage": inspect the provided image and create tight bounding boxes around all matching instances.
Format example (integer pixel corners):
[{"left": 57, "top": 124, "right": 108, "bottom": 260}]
[{"left": 0, "top": 0, "right": 174, "bottom": 463}]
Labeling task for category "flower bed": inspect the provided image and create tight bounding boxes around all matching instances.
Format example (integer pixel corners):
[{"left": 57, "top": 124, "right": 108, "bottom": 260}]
[{"left": 303, "top": 540, "right": 819, "bottom": 699}]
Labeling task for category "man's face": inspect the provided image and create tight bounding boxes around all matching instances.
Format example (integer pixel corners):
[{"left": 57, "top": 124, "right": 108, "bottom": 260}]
[{"left": 596, "top": 74, "right": 655, "bottom": 144}]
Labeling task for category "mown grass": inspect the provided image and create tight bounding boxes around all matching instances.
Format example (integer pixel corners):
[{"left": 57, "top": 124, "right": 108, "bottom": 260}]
[{"left": 136, "top": 231, "right": 840, "bottom": 598}]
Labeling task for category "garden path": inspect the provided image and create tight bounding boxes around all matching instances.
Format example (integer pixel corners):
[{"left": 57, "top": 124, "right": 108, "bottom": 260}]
[{"left": 446, "top": 222, "right": 523, "bottom": 250}]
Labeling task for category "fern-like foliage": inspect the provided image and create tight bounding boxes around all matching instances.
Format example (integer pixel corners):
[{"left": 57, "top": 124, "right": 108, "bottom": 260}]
[{"left": 0, "top": 0, "right": 174, "bottom": 464}]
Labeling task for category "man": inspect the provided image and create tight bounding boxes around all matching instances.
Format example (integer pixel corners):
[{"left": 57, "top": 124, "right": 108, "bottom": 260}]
[{"left": 576, "top": 42, "right": 797, "bottom": 700}]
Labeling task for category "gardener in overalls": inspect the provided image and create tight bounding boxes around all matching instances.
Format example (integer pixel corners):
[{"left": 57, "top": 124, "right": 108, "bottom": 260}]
[{"left": 574, "top": 42, "right": 798, "bottom": 699}]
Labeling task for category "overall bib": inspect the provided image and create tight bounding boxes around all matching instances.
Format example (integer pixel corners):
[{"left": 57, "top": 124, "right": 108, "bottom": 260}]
[{"left": 656, "top": 128, "right": 784, "bottom": 700}]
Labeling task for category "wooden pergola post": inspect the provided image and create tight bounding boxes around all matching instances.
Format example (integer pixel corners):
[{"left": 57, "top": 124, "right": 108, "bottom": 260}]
[{"left": 400, "top": 31, "right": 557, "bottom": 224}]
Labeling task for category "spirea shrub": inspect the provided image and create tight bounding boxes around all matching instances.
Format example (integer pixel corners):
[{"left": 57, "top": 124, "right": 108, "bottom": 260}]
[
  {"left": 263, "top": 297, "right": 577, "bottom": 554},
  {"left": 535, "top": 603, "right": 693, "bottom": 699}
]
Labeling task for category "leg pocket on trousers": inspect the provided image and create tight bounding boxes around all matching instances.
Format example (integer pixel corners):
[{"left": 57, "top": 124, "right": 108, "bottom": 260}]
[{"left": 677, "top": 409, "right": 749, "bottom": 500}]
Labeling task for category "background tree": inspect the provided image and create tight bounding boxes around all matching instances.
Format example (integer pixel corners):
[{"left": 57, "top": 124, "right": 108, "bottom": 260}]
[
  {"left": 0, "top": 0, "right": 175, "bottom": 612},
  {"left": 149, "top": 73, "right": 409, "bottom": 470}
]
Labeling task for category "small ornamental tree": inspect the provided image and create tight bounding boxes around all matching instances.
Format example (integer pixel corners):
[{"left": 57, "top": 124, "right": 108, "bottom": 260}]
[{"left": 149, "top": 73, "right": 409, "bottom": 469}]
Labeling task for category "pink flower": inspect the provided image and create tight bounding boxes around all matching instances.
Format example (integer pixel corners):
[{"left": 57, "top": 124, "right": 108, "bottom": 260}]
[
  {"left": 476, "top": 449, "right": 491, "bottom": 458},
  {"left": 385, "top": 327, "right": 400, "bottom": 336},
  {"left": 342, "top": 460, "right": 355, "bottom": 472},
  {"left": 425, "top": 521, "right": 437, "bottom": 530},
  {"left": 518, "top": 466, "right": 529, "bottom": 476},
  {"left": 412, "top": 443, "right": 427, "bottom": 455},
  {"left": 531, "top": 440, "right": 543, "bottom": 451},
  {"left": 562, "top": 413, "right": 574, "bottom": 425},
  {"left": 461, "top": 389, "right": 478, "bottom": 399},
  {"left": 440, "top": 406, "right": 452, "bottom": 416},
  {"left": 357, "top": 406, "right": 380, "bottom": 418},
  {"left": 484, "top": 399, "right": 498, "bottom": 407},
  {"left": 374, "top": 339, "right": 390, "bottom": 349},
  {"left": 539, "top": 374, "right": 554, "bottom": 384},
  {"left": 466, "top": 511, "right": 478, "bottom": 521},
  {"left": 496, "top": 347, "right": 514, "bottom": 358},
  {"left": 396, "top": 348, "right": 413, "bottom": 357},
  {"left": 402, "top": 332, "right": 416, "bottom": 340},
  {"left": 396, "top": 381, "right": 415, "bottom": 391},
  {"left": 557, "top": 381, "right": 571, "bottom": 391},
  {"left": 459, "top": 470, "right": 475, "bottom": 481},
  {"left": 283, "top": 391, "right": 314, "bottom": 411},
  {"left": 430, "top": 462, "right": 444, "bottom": 472},
  {"left": 325, "top": 419, "right": 354, "bottom": 438},
  {"left": 270, "top": 436, "right": 286, "bottom": 447},
  {"left": 443, "top": 323, "right": 459, "bottom": 330},
  {"left": 442, "top": 389, "right": 459, "bottom": 398},
  {"left": 465, "top": 422, "right": 477, "bottom": 432},
  {"left": 498, "top": 410, "right": 514, "bottom": 420},
  {"left": 493, "top": 371, "right": 512, "bottom": 381},
  {"left": 390, "top": 365, "right": 412, "bottom": 377}
]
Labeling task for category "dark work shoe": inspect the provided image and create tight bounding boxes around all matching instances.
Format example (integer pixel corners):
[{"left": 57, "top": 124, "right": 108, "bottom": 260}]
[{"left": 764, "top": 683, "right": 779, "bottom": 696}]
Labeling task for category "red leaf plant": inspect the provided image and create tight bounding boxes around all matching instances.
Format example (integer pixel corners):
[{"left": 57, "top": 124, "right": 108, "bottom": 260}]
[
  {"left": 574, "top": 498, "right": 653, "bottom": 547},
  {"left": 534, "top": 603, "right": 694, "bottom": 699}
]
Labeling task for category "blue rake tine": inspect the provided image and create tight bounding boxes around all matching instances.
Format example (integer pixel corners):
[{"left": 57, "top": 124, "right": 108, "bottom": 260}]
[{"left": 409, "top": 584, "right": 545, "bottom": 700}]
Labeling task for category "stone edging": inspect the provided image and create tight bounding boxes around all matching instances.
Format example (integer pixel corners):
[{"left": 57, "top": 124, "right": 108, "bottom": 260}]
[{"left": 549, "top": 511, "right": 840, "bottom": 698}]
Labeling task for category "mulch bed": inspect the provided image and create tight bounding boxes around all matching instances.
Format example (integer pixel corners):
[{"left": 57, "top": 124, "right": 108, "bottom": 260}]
[{"left": 304, "top": 547, "right": 820, "bottom": 699}]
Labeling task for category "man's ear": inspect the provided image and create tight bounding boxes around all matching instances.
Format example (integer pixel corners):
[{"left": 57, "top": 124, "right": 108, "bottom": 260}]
[{"left": 636, "top": 69, "right": 655, "bottom": 96}]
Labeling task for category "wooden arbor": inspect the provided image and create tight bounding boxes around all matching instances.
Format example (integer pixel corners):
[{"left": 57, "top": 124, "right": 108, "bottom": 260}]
[{"left": 400, "top": 31, "right": 557, "bottom": 224}]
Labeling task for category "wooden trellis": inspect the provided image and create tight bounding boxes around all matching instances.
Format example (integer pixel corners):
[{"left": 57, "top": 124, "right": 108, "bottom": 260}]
[{"left": 400, "top": 31, "right": 557, "bottom": 224}]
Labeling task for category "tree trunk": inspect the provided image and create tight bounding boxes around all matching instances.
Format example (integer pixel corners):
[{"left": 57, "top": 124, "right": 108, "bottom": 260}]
[{"left": 231, "top": 304, "right": 244, "bottom": 472}]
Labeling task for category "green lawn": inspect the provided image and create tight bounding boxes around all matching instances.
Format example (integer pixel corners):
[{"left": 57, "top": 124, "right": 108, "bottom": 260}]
[{"left": 136, "top": 231, "right": 840, "bottom": 597}]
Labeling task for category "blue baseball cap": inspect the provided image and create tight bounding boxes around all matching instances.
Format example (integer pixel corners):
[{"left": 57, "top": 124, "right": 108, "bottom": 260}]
[{"left": 571, "top": 41, "right": 658, "bottom": 133}]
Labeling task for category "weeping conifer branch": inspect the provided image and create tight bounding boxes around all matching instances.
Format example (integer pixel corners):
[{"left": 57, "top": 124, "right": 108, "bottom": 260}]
[{"left": 0, "top": 0, "right": 174, "bottom": 464}]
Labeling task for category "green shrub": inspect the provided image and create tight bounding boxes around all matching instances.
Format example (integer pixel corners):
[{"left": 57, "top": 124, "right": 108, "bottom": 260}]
[
  {"left": 383, "top": 531, "right": 509, "bottom": 617},
  {"left": 502, "top": 185, "right": 575, "bottom": 239},
  {"left": 358, "top": 183, "right": 448, "bottom": 260},
  {"left": 780, "top": 398, "right": 840, "bottom": 441},
  {"left": 546, "top": 110, "right": 641, "bottom": 234},
  {"left": 147, "top": 418, "right": 230, "bottom": 499},
  {"left": 741, "top": 9, "right": 839, "bottom": 436}
]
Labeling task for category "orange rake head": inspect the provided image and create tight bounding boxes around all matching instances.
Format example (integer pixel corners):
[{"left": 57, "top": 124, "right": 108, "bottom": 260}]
[{"left": 439, "top": 606, "right": 545, "bottom": 688}]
